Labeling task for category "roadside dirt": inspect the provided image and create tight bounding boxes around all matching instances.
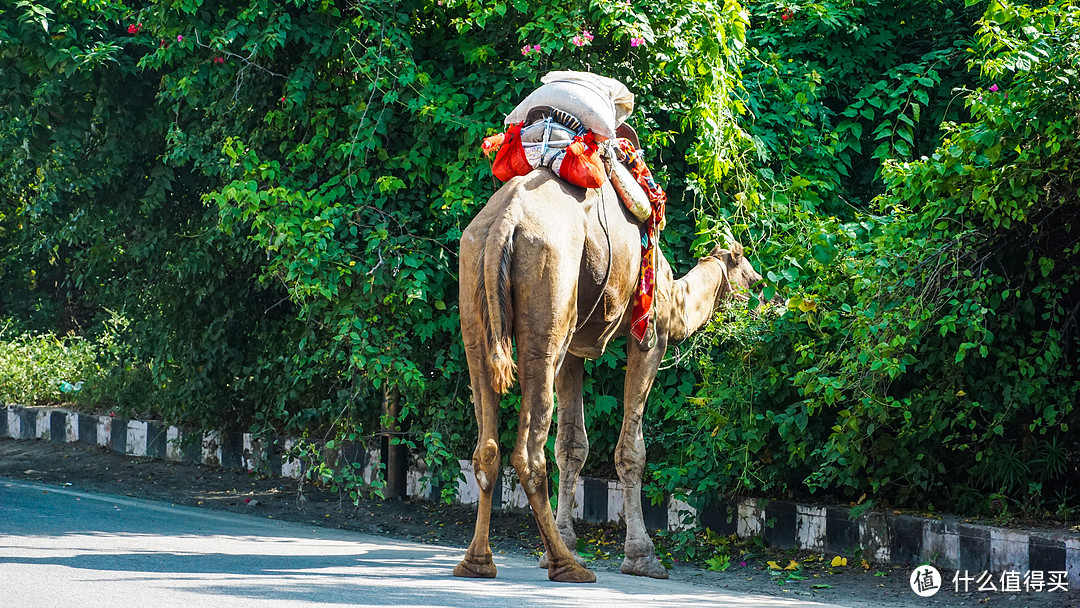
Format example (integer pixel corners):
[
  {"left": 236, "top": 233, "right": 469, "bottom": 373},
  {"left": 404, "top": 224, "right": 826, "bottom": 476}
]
[{"left": 1, "top": 437, "right": 1074, "bottom": 608}]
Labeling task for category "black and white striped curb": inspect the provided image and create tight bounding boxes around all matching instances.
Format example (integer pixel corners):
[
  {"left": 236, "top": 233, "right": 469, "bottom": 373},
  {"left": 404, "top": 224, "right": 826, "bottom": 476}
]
[{"left": 3, "top": 404, "right": 1077, "bottom": 585}]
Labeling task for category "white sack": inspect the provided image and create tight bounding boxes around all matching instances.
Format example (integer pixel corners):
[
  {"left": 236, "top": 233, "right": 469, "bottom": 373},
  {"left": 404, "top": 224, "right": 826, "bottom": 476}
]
[{"left": 505, "top": 71, "right": 634, "bottom": 140}]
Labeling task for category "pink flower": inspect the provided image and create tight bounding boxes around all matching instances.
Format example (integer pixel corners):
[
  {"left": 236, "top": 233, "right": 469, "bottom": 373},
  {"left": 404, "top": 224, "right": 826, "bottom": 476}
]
[
  {"left": 127, "top": 24, "right": 140, "bottom": 35},
  {"left": 177, "top": 34, "right": 184, "bottom": 42},
  {"left": 522, "top": 44, "right": 531, "bottom": 55},
  {"left": 582, "top": 30, "right": 594, "bottom": 41},
  {"left": 989, "top": 84, "right": 999, "bottom": 92},
  {"left": 533, "top": 44, "right": 541, "bottom": 52},
  {"left": 571, "top": 35, "right": 585, "bottom": 47},
  {"left": 213, "top": 56, "right": 225, "bottom": 64},
  {"left": 630, "top": 37, "right": 645, "bottom": 47}
]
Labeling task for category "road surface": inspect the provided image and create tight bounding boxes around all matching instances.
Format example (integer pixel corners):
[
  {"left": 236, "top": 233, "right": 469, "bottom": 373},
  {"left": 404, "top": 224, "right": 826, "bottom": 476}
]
[{"left": 0, "top": 478, "right": 842, "bottom": 607}]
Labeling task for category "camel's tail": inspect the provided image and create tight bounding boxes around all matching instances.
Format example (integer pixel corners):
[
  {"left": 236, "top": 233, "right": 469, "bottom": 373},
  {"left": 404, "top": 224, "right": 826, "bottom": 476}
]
[{"left": 478, "top": 215, "right": 516, "bottom": 394}]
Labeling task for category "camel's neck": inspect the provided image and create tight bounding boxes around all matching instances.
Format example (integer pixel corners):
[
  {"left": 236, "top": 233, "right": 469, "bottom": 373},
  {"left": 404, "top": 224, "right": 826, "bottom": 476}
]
[{"left": 666, "top": 258, "right": 727, "bottom": 342}]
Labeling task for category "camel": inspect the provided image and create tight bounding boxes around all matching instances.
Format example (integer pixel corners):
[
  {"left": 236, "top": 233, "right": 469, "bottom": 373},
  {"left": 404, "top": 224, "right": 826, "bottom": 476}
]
[{"left": 454, "top": 168, "right": 763, "bottom": 583}]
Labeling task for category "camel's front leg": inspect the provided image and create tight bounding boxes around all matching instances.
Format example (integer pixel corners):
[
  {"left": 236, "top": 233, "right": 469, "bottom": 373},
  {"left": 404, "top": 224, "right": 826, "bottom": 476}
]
[
  {"left": 616, "top": 335, "right": 670, "bottom": 579},
  {"left": 539, "top": 353, "right": 587, "bottom": 569}
]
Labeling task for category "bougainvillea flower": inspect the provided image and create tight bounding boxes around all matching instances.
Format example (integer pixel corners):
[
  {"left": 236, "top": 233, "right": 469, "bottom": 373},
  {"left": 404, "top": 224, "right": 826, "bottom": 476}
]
[
  {"left": 522, "top": 44, "right": 531, "bottom": 55},
  {"left": 177, "top": 34, "right": 184, "bottom": 42},
  {"left": 571, "top": 35, "right": 585, "bottom": 47},
  {"left": 989, "top": 84, "right": 999, "bottom": 92},
  {"left": 630, "top": 37, "right": 645, "bottom": 47},
  {"left": 582, "top": 30, "right": 594, "bottom": 41},
  {"left": 127, "top": 24, "right": 140, "bottom": 34}
]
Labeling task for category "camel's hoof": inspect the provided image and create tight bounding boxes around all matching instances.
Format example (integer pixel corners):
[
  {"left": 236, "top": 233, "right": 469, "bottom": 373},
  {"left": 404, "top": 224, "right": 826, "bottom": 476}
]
[
  {"left": 538, "top": 552, "right": 585, "bottom": 568},
  {"left": 620, "top": 556, "right": 669, "bottom": 579},
  {"left": 454, "top": 557, "right": 497, "bottom": 578},
  {"left": 548, "top": 560, "right": 596, "bottom": 583}
]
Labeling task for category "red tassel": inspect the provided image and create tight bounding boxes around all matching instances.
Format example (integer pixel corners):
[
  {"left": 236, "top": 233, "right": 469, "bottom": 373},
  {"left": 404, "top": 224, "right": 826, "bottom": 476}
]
[{"left": 481, "top": 132, "right": 505, "bottom": 156}]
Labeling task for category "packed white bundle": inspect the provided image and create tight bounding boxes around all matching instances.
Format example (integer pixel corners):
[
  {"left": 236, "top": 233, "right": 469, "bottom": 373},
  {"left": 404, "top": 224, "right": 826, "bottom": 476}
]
[
  {"left": 519, "top": 120, "right": 576, "bottom": 145},
  {"left": 505, "top": 71, "right": 634, "bottom": 140},
  {"left": 519, "top": 119, "right": 578, "bottom": 176}
]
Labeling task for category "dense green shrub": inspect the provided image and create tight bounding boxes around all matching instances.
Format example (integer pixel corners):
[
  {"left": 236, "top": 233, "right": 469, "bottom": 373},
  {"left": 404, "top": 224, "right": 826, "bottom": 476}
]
[
  {"left": 0, "top": 324, "right": 103, "bottom": 406},
  {"left": 655, "top": 0, "right": 1079, "bottom": 520},
  {"left": 0, "top": 0, "right": 750, "bottom": 496}
]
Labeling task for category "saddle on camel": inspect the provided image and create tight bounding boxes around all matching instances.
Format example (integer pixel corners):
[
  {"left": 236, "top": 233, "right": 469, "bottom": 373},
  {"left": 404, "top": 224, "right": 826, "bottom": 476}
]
[{"left": 457, "top": 71, "right": 764, "bottom": 583}]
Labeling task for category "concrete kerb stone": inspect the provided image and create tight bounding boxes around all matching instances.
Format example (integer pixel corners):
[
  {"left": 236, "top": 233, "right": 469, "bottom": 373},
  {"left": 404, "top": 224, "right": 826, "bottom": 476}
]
[
  {"left": 35, "top": 409, "right": 49, "bottom": 441},
  {"left": 126, "top": 420, "right": 148, "bottom": 456},
  {"left": 49, "top": 411, "right": 66, "bottom": 443},
  {"left": 3, "top": 403, "right": 1079, "bottom": 584},
  {"left": 94, "top": 415, "right": 108, "bottom": 449},
  {"left": 19, "top": 407, "right": 36, "bottom": 439}
]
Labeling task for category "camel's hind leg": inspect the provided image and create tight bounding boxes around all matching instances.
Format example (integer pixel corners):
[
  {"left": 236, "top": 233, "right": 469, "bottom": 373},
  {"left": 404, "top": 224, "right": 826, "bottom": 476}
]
[
  {"left": 453, "top": 242, "right": 503, "bottom": 579},
  {"left": 453, "top": 351, "right": 502, "bottom": 578},
  {"left": 513, "top": 346, "right": 595, "bottom": 583},
  {"left": 539, "top": 353, "right": 587, "bottom": 569}
]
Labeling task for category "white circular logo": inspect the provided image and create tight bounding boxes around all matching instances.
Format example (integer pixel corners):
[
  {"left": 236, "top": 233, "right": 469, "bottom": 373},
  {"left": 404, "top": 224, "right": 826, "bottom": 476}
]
[{"left": 910, "top": 565, "right": 942, "bottom": 597}]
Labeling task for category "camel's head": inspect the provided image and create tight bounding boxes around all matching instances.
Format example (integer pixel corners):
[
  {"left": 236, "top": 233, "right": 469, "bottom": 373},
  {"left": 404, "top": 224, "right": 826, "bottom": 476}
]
[{"left": 702, "top": 242, "right": 763, "bottom": 305}]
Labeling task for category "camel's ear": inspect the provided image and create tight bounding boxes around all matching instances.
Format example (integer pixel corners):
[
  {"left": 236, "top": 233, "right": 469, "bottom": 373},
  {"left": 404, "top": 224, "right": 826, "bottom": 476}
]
[{"left": 729, "top": 241, "right": 744, "bottom": 262}]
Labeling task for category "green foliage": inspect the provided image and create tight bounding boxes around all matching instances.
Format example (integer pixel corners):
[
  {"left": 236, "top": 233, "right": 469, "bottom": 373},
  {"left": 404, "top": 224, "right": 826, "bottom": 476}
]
[
  {"left": 3, "top": 0, "right": 1076, "bottom": 522},
  {"left": 663, "top": 0, "right": 1079, "bottom": 520},
  {"left": 0, "top": 323, "right": 104, "bottom": 405},
  {"left": 0, "top": 0, "right": 750, "bottom": 498}
]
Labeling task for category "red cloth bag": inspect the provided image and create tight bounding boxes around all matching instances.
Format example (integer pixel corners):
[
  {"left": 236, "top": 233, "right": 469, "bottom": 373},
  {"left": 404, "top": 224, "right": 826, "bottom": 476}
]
[
  {"left": 487, "top": 123, "right": 532, "bottom": 182},
  {"left": 557, "top": 134, "right": 604, "bottom": 189}
]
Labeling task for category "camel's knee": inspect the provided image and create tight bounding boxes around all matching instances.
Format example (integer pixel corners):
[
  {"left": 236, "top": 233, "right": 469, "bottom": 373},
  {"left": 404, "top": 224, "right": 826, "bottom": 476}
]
[
  {"left": 472, "top": 438, "right": 500, "bottom": 492},
  {"left": 510, "top": 447, "right": 547, "bottom": 494},
  {"left": 615, "top": 442, "right": 646, "bottom": 485},
  {"left": 555, "top": 434, "right": 588, "bottom": 472}
]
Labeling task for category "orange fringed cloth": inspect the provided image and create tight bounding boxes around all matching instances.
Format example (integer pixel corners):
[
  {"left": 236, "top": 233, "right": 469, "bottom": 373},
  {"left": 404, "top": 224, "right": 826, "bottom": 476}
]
[{"left": 610, "top": 138, "right": 667, "bottom": 345}]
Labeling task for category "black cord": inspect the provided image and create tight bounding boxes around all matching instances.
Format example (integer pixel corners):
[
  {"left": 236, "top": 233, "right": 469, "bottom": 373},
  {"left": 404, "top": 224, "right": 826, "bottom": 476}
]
[{"left": 575, "top": 184, "right": 613, "bottom": 332}]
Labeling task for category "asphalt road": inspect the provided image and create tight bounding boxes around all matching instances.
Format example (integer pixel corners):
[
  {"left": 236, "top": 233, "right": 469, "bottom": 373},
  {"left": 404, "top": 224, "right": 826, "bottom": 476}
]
[{"left": 0, "top": 478, "right": 846, "bottom": 608}]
